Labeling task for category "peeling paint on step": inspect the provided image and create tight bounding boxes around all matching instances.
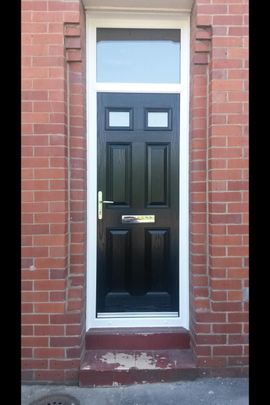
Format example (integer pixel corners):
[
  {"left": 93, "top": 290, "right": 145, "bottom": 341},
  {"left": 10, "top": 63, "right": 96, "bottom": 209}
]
[
  {"left": 100, "top": 352, "right": 135, "bottom": 370},
  {"left": 99, "top": 352, "right": 175, "bottom": 370}
]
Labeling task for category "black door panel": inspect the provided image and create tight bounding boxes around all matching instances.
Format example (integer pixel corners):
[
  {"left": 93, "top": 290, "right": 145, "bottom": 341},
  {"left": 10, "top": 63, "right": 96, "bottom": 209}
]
[{"left": 97, "top": 93, "right": 179, "bottom": 313}]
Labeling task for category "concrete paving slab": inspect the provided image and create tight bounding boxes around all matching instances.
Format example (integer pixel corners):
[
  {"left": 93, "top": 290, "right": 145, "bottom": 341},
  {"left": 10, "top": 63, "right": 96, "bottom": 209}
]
[{"left": 22, "top": 377, "right": 248, "bottom": 405}]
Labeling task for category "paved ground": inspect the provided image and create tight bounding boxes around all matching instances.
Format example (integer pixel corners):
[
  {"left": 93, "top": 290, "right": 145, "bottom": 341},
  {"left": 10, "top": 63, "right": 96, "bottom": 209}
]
[{"left": 22, "top": 377, "right": 249, "bottom": 405}]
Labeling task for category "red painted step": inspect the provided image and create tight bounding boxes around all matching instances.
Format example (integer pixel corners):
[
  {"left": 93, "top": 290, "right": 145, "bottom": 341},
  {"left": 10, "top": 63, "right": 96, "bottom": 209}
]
[
  {"left": 85, "top": 327, "right": 190, "bottom": 350},
  {"left": 79, "top": 348, "right": 197, "bottom": 387},
  {"left": 79, "top": 328, "right": 197, "bottom": 386}
]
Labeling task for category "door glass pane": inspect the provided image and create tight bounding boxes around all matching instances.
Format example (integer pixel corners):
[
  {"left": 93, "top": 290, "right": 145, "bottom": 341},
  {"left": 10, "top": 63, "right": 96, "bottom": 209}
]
[
  {"left": 97, "top": 28, "right": 181, "bottom": 83},
  {"left": 147, "top": 112, "right": 169, "bottom": 128},
  {"left": 109, "top": 111, "right": 130, "bottom": 127}
]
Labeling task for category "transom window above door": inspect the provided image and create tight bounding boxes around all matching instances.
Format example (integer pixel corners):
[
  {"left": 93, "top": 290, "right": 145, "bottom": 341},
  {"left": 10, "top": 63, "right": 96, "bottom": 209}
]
[{"left": 96, "top": 28, "right": 181, "bottom": 83}]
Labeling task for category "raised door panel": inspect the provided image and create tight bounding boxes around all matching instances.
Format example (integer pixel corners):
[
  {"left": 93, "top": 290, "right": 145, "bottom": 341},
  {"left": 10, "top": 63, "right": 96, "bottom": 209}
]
[
  {"left": 106, "top": 229, "right": 131, "bottom": 292},
  {"left": 107, "top": 144, "right": 131, "bottom": 205},
  {"left": 145, "top": 229, "right": 170, "bottom": 292},
  {"left": 146, "top": 144, "right": 169, "bottom": 207}
]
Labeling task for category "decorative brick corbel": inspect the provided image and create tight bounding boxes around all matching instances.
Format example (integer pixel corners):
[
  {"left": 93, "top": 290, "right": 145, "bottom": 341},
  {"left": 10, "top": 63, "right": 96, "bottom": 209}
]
[
  {"left": 193, "top": 25, "right": 212, "bottom": 65},
  {"left": 64, "top": 23, "right": 82, "bottom": 62}
]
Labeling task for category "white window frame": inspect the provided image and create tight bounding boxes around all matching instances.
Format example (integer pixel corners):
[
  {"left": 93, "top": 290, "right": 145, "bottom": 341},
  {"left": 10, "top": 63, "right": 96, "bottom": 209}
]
[{"left": 86, "top": 11, "right": 190, "bottom": 329}]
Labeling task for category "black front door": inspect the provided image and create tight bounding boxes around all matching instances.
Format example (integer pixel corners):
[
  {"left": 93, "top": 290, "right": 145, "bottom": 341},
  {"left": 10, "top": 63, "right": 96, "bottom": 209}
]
[{"left": 97, "top": 93, "right": 180, "bottom": 314}]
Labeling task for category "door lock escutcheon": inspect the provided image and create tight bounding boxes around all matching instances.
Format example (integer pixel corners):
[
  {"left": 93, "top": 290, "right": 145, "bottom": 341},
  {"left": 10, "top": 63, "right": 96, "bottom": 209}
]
[{"left": 98, "top": 191, "right": 114, "bottom": 220}]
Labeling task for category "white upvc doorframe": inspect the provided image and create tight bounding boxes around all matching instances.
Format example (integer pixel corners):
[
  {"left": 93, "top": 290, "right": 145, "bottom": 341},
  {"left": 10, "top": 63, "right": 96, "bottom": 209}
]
[{"left": 86, "top": 11, "right": 190, "bottom": 329}]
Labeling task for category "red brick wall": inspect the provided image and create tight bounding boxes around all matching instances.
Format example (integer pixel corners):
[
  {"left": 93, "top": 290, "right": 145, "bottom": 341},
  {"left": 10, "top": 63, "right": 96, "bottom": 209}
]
[
  {"left": 21, "top": 0, "right": 249, "bottom": 383},
  {"left": 189, "top": 0, "right": 248, "bottom": 376},
  {"left": 22, "top": 0, "right": 86, "bottom": 383}
]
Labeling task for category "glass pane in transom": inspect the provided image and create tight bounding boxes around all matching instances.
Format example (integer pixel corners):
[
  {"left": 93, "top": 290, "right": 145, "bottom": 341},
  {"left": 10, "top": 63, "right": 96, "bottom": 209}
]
[{"left": 96, "top": 28, "right": 181, "bottom": 84}]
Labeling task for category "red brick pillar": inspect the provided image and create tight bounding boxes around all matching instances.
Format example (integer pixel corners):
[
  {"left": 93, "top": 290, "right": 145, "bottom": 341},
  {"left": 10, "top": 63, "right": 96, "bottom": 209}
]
[
  {"left": 190, "top": 0, "right": 249, "bottom": 376},
  {"left": 21, "top": 0, "right": 86, "bottom": 384}
]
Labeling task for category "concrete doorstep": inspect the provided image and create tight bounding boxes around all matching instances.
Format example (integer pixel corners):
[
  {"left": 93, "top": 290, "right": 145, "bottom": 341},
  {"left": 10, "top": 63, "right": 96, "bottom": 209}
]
[{"left": 22, "top": 377, "right": 249, "bottom": 405}]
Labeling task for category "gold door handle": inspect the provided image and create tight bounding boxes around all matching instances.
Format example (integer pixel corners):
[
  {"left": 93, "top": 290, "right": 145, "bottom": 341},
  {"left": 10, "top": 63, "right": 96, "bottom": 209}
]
[{"left": 98, "top": 191, "right": 115, "bottom": 220}]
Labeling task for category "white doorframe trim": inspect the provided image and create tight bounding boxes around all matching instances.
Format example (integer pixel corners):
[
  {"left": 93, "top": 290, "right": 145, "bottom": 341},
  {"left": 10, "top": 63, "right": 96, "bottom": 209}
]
[{"left": 86, "top": 11, "right": 190, "bottom": 329}]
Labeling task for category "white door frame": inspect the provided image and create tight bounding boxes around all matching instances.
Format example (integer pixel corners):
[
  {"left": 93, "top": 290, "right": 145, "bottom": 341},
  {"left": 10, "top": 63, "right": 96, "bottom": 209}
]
[{"left": 86, "top": 11, "right": 190, "bottom": 329}]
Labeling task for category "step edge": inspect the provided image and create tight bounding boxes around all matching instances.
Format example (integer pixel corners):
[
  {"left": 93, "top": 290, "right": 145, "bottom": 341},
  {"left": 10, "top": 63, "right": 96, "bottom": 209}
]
[
  {"left": 85, "top": 328, "right": 191, "bottom": 349},
  {"left": 80, "top": 349, "right": 196, "bottom": 371},
  {"left": 85, "top": 327, "right": 190, "bottom": 335},
  {"left": 79, "top": 367, "right": 199, "bottom": 387}
]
